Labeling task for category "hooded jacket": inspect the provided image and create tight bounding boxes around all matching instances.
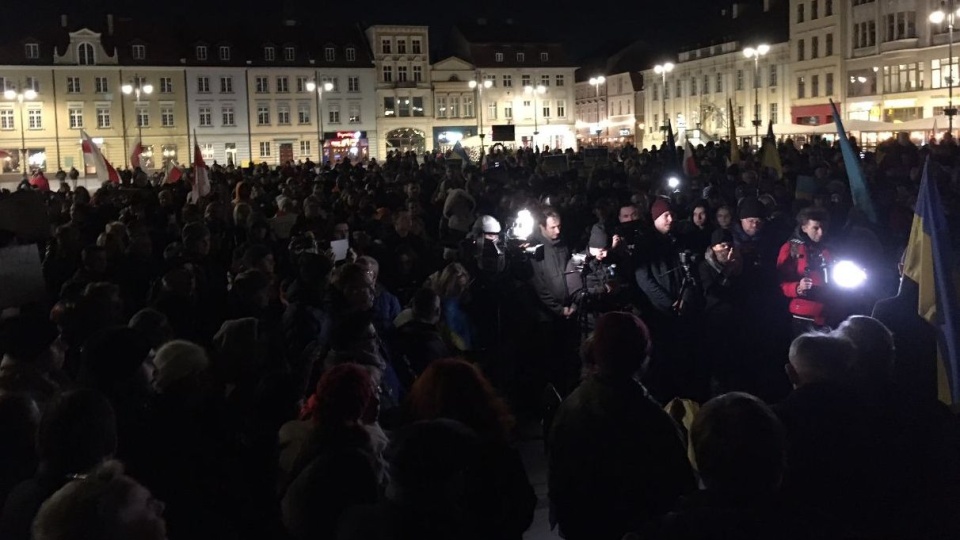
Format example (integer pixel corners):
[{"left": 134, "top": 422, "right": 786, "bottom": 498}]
[{"left": 776, "top": 229, "right": 833, "bottom": 324}]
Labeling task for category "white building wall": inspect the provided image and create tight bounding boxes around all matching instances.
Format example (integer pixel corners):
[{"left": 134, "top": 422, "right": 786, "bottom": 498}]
[{"left": 185, "top": 67, "right": 251, "bottom": 166}]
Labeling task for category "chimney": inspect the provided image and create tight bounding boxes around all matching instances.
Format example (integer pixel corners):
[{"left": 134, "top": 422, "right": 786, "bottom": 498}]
[
  {"left": 106, "top": 14, "right": 114, "bottom": 35},
  {"left": 60, "top": 14, "right": 68, "bottom": 28}
]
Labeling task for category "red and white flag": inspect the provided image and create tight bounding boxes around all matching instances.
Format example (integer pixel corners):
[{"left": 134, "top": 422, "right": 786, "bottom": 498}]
[
  {"left": 683, "top": 140, "right": 700, "bottom": 178},
  {"left": 30, "top": 170, "right": 50, "bottom": 191},
  {"left": 130, "top": 141, "right": 143, "bottom": 169},
  {"left": 80, "top": 130, "right": 120, "bottom": 184},
  {"left": 187, "top": 141, "right": 210, "bottom": 203},
  {"left": 164, "top": 160, "right": 183, "bottom": 184}
]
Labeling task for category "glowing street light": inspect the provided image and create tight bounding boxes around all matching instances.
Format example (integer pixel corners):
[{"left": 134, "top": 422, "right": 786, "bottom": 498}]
[
  {"left": 653, "top": 63, "right": 674, "bottom": 136},
  {"left": 306, "top": 78, "right": 335, "bottom": 163},
  {"left": 469, "top": 76, "right": 493, "bottom": 156},
  {"left": 743, "top": 44, "right": 770, "bottom": 146},
  {"left": 589, "top": 75, "right": 606, "bottom": 145},
  {"left": 930, "top": 2, "right": 960, "bottom": 134},
  {"left": 3, "top": 83, "right": 37, "bottom": 173},
  {"left": 524, "top": 84, "right": 546, "bottom": 149},
  {"left": 120, "top": 74, "right": 153, "bottom": 163}
]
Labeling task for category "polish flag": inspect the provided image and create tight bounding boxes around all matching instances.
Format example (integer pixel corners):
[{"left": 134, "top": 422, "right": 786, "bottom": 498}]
[
  {"left": 187, "top": 141, "right": 210, "bottom": 203},
  {"left": 130, "top": 141, "right": 143, "bottom": 169},
  {"left": 30, "top": 170, "right": 50, "bottom": 191},
  {"left": 683, "top": 140, "right": 700, "bottom": 178},
  {"left": 80, "top": 130, "right": 121, "bottom": 184},
  {"left": 164, "top": 160, "right": 183, "bottom": 184}
]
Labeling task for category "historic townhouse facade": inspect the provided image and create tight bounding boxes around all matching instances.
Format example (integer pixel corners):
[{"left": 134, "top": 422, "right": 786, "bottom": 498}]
[{"left": 789, "top": 0, "right": 844, "bottom": 125}]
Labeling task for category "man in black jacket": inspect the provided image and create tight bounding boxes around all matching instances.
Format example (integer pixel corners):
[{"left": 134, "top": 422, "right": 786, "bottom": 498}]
[{"left": 393, "top": 288, "right": 450, "bottom": 380}]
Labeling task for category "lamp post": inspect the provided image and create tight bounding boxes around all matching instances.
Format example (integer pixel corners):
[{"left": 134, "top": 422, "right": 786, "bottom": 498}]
[
  {"left": 469, "top": 76, "right": 493, "bottom": 157},
  {"left": 121, "top": 74, "right": 153, "bottom": 166},
  {"left": 306, "top": 78, "right": 334, "bottom": 164},
  {"left": 743, "top": 44, "right": 769, "bottom": 147},
  {"left": 589, "top": 75, "right": 606, "bottom": 146},
  {"left": 3, "top": 83, "right": 38, "bottom": 174},
  {"left": 653, "top": 63, "right": 674, "bottom": 141},
  {"left": 872, "top": 66, "right": 884, "bottom": 122},
  {"left": 930, "top": 2, "right": 960, "bottom": 134},
  {"left": 524, "top": 84, "right": 546, "bottom": 149}
]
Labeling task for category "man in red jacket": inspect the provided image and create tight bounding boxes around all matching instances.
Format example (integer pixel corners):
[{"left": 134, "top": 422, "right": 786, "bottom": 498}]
[{"left": 777, "top": 207, "right": 833, "bottom": 334}]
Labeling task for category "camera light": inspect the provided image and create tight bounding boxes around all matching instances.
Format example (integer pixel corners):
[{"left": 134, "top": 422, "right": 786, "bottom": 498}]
[
  {"left": 511, "top": 209, "right": 535, "bottom": 240},
  {"left": 832, "top": 260, "right": 867, "bottom": 289},
  {"left": 667, "top": 176, "right": 680, "bottom": 189}
]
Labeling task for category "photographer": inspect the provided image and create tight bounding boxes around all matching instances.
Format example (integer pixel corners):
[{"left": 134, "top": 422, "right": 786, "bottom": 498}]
[
  {"left": 566, "top": 227, "right": 629, "bottom": 333},
  {"left": 777, "top": 207, "right": 834, "bottom": 334}
]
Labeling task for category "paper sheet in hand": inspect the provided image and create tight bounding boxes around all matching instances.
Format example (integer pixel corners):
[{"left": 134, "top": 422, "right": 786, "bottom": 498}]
[
  {"left": 331, "top": 239, "right": 349, "bottom": 262},
  {"left": 0, "top": 245, "right": 46, "bottom": 309}
]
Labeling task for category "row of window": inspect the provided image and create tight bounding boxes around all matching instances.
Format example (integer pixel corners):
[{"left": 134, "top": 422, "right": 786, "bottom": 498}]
[
  {"left": 797, "top": 73, "right": 836, "bottom": 98},
  {"left": 257, "top": 141, "right": 316, "bottom": 158},
  {"left": 195, "top": 44, "right": 358, "bottom": 63},
  {"left": 796, "top": 0, "right": 834, "bottom": 23},
  {"left": 652, "top": 67, "right": 778, "bottom": 100},
  {"left": 852, "top": 12, "right": 920, "bottom": 47},
  {"left": 46, "top": 76, "right": 176, "bottom": 95},
  {"left": 250, "top": 75, "right": 360, "bottom": 94},
  {"left": 6, "top": 75, "right": 363, "bottom": 97},
  {"left": 797, "top": 33, "right": 835, "bottom": 61},
  {"left": 647, "top": 103, "right": 780, "bottom": 135},
  {"left": 492, "top": 52, "right": 549, "bottom": 63},
  {"left": 255, "top": 102, "right": 361, "bottom": 125},
  {"left": 0, "top": 105, "right": 174, "bottom": 130},
  {"left": 379, "top": 38, "right": 424, "bottom": 55},
  {"left": 380, "top": 65, "right": 425, "bottom": 83},
  {"left": 433, "top": 95, "right": 566, "bottom": 119}
]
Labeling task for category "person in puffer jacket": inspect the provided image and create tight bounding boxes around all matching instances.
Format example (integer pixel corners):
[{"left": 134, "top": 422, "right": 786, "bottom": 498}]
[{"left": 776, "top": 207, "right": 833, "bottom": 333}]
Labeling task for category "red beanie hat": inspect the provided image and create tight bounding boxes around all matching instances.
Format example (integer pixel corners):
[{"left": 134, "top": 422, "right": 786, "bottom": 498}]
[{"left": 651, "top": 198, "right": 672, "bottom": 222}]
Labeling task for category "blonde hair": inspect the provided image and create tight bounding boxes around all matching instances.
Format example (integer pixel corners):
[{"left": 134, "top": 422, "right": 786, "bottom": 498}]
[{"left": 434, "top": 262, "right": 470, "bottom": 299}]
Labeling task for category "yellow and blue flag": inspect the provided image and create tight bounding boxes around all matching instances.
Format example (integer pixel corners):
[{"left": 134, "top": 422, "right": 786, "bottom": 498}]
[
  {"left": 903, "top": 158, "right": 960, "bottom": 404},
  {"left": 759, "top": 120, "right": 782, "bottom": 179},
  {"left": 829, "top": 99, "right": 877, "bottom": 223}
]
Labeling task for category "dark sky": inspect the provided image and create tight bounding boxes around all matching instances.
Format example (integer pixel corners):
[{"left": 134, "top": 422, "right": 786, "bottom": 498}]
[{"left": 24, "top": 0, "right": 727, "bottom": 62}]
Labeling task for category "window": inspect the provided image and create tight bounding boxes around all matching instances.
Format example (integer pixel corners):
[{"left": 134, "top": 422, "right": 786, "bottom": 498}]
[
  {"left": 95, "top": 77, "right": 108, "bottom": 93},
  {"left": 383, "top": 66, "right": 393, "bottom": 82},
  {"left": 769, "top": 65, "right": 778, "bottom": 86},
  {"left": 495, "top": 52, "right": 504, "bottom": 62},
  {"left": 503, "top": 75, "right": 512, "bottom": 87},
  {"left": 384, "top": 97, "right": 395, "bottom": 116},
  {"left": 27, "top": 108, "right": 41, "bottom": 129},
  {"left": 540, "top": 52, "right": 549, "bottom": 61},
  {"left": 219, "top": 46, "right": 230, "bottom": 60},
  {"left": 285, "top": 46, "right": 296, "bottom": 61},
  {"left": 736, "top": 105, "right": 744, "bottom": 127},
  {"left": 293, "top": 102, "right": 308, "bottom": 124},
  {"left": 542, "top": 100, "right": 551, "bottom": 118},
  {"left": 770, "top": 103, "right": 779, "bottom": 124},
  {"left": 811, "top": 74, "right": 820, "bottom": 97},
  {"left": 67, "top": 77, "right": 80, "bottom": 93},
  {"left": 161, "top": 107, "right": 174, "bottom": 127},
  {"left": 541, "top": 74, "right": 550, "bottom": 86},
  {"left": 885, "top": 12, "right": 916, "bottom": 41},
  {"left": 664, "top": 81, "right": 670, "bottom": 99},
  {"left": 798, "top": 76, "right": 806, "bottom": 98},
  {"left": 381, "top": 39, "right": 391, "bottom": 54},
  {"left": 397, "top": 40, "right": 406, "bottom": 54},
  {"left": 256, "top": 77, "right": 268, "bottom": 93},
  {"left": 463, "top": 95, "right": 474, "bottom": 117},
  {"left": 736, "top": 70, "right": 743, "bottom": 91},
  {"left": 78, "top": 42, "right": 95, "bottom": 65},
  {"left": 691, "top": 77, "right": 698, "bottom": 96},
  {"left": 653, "top": 84, "right": 659, "bottom": 100},
  {"left": 197, "top": 76, "right": 210, "bottom": 93},
  {"left": 413, "top": 96, "right": 424, "bottom": 117},
  {"left": 448, "top": 96, "right": 458, "bottom": 117},
  {"left": 257, "top": 105, "right": 270, "bottom": 125},
  {"left": 96, "top": 107, "right": 111, "bottom": 128},
  {"left": 296, "top": 77, "right": 308, "bottom": 93},
  {"left": 25, "top": 43, "right": 39, "bottom": 59},
  {"left": 556, "top": 74, "right": 565, "bottom": 87},
  {"left": 348, "top": 76, "right": 360, "bottom": 92},
  {"left": 278, "top": 105, "right": 290, "bottom": 125},
  {"left": 504, "top": 104, "right": 513, "bottom": 119},
  {"left": 222, "top": 106, "right": 235, "bottom": 126},
  {"left": 703, "top": 74, "right": 710, "bottom": 94},
  {"left": 517, "top": 52, "right": 525, "bottom": 62},
  {"left": 811, "top": 0, "right": 818, "bottom": 19},
  {"left": 25, "top": 77, "right": 39, "bottom": 93},
  {"left": 220, "top": 77, "right": 233, "bottom": 93},
  {"left": 435, "top": 96, "right": 446, "bottom": 118},
  {"left": 199, "top": 106, "right": 212, "bottom": 126},
  {"left": 259, "top": 142, "right": 271, "bottom": 158},
  {"left": 826, "top": 34, "right": 834, "bottom": 56},
  {"left": 715, "top": 73, "right": 723, "bottom": 92},
  {"left": 521, "top": 74, "right": 531, "bottom": 86},
  {"left": 557, "top": 99, "right": 566, "bottom": 117},
  {"left": 264, "top": 46, "right": 276, "bottom": 61},
  {"left": 0, "top": 109, "right": 13, "bottom": 130},
  {"left": 412, "top": 39, "right": 422, "bottom": 54},
  {"left": 487, "top": 101, "right": 497, "bottom": 120},
  {"left": 328, "top": 103, "right": 340, "bottom": 123},
  {"left": 277, "top": 77, "right": 289, "bottom": 93},
  {"left": 523, "top": 100, "right": 532, "bottom": 118},
  {"left": 196, "top": 45, "right": 207, "bottom": 60},
  {"left": 812, "top": 36, "right": 819, "bottom": 59},
  {"left": 798, "top": 39, "right": 805, "bottom": 61},
  {"left": 300, "top": 141, "right": 311, "bottom": 156},
  {"left": 826, "top": 72, "right": 834, "bottom": 95},
  {"left": 325, "top": 47, "right": 335, "bottom": 61},
  {"left": 397, "top": 66, "right": 408, "bottom": 82},
  {"left": 160, "top": 77, "right": 173, "bottom": 93},
  {"left": 136, "top": 107, "right": 149, "bottom": 127},
  {"left": 346, "top": 47, "right": 356, "bottom": 61},
  {"left": 888, "top": 62, "right": 925, "bottom": 92},
  {"left": 855, "top": 21, "right": 878, "bottom": 47},
  {"left": 797, "top": 3, "right": 804, "bottom": 23},
  {"left": 413, "top": 65, "right": 423, "bottom": 82},
  {"left": 349, "top": 102, "right": 361, "bottom": 123},
  {"left": 132, "top": 44, "right": 146, "bottom": 60},
  {"left": 825, "top": 0, "right": 833, "bottom": 16}
]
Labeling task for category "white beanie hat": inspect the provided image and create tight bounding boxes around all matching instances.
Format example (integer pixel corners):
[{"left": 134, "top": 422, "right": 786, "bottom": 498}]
[{"left": 153, "top": 340, "right": 209, "bottom": 392}]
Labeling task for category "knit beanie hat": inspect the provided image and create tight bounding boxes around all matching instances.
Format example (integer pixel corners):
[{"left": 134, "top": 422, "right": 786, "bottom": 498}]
[
  {"left": 738, "top": 197, "right": 765, "bottom": 220},
  {"left": 711, "top": 228, "right": 734, "bottom": 246},
  {"left": 588, "top": 224, "right": 609, "bottom": 249},
  {"left": 153, "top": 340, "right": 209, "bottom": 392},
  {"left": 651, "top": 198, "right": 672, "bottom": 222}
]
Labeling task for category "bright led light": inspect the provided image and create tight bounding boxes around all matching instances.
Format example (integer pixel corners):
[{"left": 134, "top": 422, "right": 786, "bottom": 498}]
[
  {"left": 323, "top": 82, "right": 334, "bottom": 91},
  {"left": 833, "top": 260, "right": 867, "bottom": 289},
  {"left": 483, "top": 80, "right": 492, "bottom": 88},
  {"left": 3, "top": 89, "right": 15, "bottom": 100},
  {"left": 667, "top": 176, "right": 680, "bottom": 189},
  {"left": 121, "top": 83, "right": 133, "bottom": 94},
  {"left": 469, "top": 80, "right": 478, "bottom": 88},
  {"left": 306, "top": 80, "right": 317, "bottom": 92},
  {"left": 511, "top": 209, "right": 535, "bottom": 240},
  {"left": 23, "top": 89, "right": 37, "bottom": 100},
  {"left": 930, "top": 10, "right": 946, "bottom": 24},
  {"left": 744, "top": 47, "right": 756, "bottom": 58},
  {"left": 142, "top": 83, "right": 154, "bottom": 94},
  {"left": 757, "top": 44, "right": 770, "bottom": 55}
]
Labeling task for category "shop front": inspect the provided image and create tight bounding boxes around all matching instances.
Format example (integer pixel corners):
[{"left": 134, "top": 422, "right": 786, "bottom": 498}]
[
  {"left": 432, "top": 126, "right": 478, "bottom": 153},
  {"left": 792, "top": 103, "right": 836, "bottom": 126},
  {"left": 322, "top": 131, "right": 370, "bottom": 164},
  {"left": 1, "top": 147, "right": 47, "bottom": 173}
]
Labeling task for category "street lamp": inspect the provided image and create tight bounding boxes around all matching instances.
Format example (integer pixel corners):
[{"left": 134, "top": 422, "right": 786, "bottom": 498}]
[
  {"left": 653, "top": 63, "right": 674, "bottom": 139},
  {"left": 121, "top": 74, "right": 153, "bottom": 166},
  {"left": 469, "top": 76, "right": 493, "bottom": 157},
  {"left": 306, "top": 78, "right": 334, "bottom": 164},
  {"left": 589, "top": 76, "right": 606, "bottom": 146},
  {"left": 3, "top": 83, "right": 38, "bottom": 174},
  {"left": 524, "top": 84, "right": 546, "bottom": 149},
  {"left": 930, "top": 2, "right": 960, "bottom": 134},
  {"left": 743, "top": 44, "right": 770, "bottom": 146}
]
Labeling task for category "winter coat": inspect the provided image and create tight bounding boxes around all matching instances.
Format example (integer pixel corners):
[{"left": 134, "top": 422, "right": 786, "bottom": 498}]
[
  {"left": 527, "top": 231, "right": 571, "bottom": 320},
  {"left": 443, "top": 189, "right": 477, "bottom": 234},
  {"left": 776, "top": 231, "right": 833, "bottom": 325}
]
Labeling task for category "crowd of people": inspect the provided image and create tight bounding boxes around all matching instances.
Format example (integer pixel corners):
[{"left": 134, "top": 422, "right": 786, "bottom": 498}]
[{"left": 0, "top": 132, "right": 958, "bottom": 540}]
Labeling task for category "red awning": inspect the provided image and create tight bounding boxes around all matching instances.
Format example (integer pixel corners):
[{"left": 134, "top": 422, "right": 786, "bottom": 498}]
[{"left": 791, "top": 103, "right": 838, "bottom": 124}]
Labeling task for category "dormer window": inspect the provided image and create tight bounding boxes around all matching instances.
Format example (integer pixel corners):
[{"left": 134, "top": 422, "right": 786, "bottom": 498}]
[
  {"left": 24, "top": 43, "right": 39, "bottom": 59},
  {"left": 196, "top": 45, "right": 208, "bottom": 60},
  {"left": 516, "top": 52, "right": 525, "bottom": 63},
  {"left": 325, "top": 47, "right": 335, "bottom": 61},
  {"left": 495, "top": 52, "right": 504, "bottom": 62},
  {"left": 132, "top": 44, "right": 146, "bottom": 60},
  {"left": 345, "top": 47, "right": 356, "bottom": 61},
  {"left": 540, "top": 52, "right": 549, "bottom": 61},
  {"left": 77, "top": 42, "right": 95, "bottom": 65},
  {"left": 264, "top": 46, "right": 276, "bottom": 61},
  {"left": 284, "top": 46, "right": 295, "bottom": 61},
  {"left": 219, "top": 46, "right": 230, "bottom": 61}
]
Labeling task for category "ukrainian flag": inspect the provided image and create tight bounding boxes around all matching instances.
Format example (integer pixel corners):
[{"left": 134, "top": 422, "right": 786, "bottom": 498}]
[
  {"left": 830, "top": 99, "right": 878, "bottom": 223},
  {"left": 759, "top": 120, "right": 782, "bottom": 179},
  {"left": 903, "top": 158, "right": 960, "bottom": 405},
  {"left": 452, "top": 140, "right": 471, "bottom": 164}
]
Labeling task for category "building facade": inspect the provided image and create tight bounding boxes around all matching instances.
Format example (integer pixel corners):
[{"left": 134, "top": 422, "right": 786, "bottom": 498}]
[
  {"left": 575, "top": 71, "right": 644, "bottom": 147},
  {"left": 788, "top": 0, "right": 844, "bottom": 124}
]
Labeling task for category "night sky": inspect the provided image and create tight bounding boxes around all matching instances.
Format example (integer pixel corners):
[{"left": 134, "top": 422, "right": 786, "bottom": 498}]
[{"left": 20, "top": 0, "right": 728, "bottom": 62}]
